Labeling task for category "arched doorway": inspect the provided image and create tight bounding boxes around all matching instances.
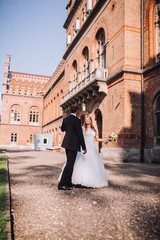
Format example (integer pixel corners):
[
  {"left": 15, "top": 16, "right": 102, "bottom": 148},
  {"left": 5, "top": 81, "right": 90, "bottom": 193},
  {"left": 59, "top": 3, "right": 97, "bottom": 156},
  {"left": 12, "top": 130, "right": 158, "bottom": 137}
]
[{"left": 95, "top": 109, "right": 102, "bottom": 152}]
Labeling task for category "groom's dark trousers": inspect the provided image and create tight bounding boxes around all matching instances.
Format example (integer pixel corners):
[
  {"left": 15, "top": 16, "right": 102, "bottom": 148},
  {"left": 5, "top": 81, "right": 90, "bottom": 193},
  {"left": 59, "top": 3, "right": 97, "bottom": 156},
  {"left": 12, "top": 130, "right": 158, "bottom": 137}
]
[
  {"left": 59, "top": 149, "right": 77, "bottom": 187},
  {"left": 58, "top": 114, "right": 86, "bottom": 188}
]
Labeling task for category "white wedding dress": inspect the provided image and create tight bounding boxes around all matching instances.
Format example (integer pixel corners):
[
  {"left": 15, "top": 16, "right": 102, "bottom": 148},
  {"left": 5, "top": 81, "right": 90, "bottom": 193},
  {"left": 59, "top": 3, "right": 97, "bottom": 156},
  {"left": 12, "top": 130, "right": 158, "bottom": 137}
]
[{"left": 59, "top": 128, "right": 108, "bottom": 188}]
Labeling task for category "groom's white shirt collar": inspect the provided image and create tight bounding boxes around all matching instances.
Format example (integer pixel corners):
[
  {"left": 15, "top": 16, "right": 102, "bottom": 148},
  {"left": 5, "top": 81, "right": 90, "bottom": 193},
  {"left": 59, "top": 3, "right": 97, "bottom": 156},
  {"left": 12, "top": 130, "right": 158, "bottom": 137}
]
[{"left": 71, "top": 113, "right": 77, "bottom": 117}]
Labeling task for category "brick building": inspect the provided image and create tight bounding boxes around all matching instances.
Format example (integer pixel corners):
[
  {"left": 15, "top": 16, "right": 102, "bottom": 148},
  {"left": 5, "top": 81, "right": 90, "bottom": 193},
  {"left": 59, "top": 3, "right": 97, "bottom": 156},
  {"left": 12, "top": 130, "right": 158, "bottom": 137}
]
[
  {"left": 0, "top": 0, "right": 160, "bottom": 162},
  {"left": 0, "top": 55, "right": 50, "bottom": 148}
]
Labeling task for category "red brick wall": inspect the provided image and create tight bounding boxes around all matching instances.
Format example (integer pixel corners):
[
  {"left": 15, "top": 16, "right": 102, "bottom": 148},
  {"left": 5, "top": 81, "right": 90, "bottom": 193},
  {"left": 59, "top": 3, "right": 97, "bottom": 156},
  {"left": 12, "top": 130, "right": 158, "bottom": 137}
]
[{"left": 0, "top": 94, "right": 43, "bottom": 145}]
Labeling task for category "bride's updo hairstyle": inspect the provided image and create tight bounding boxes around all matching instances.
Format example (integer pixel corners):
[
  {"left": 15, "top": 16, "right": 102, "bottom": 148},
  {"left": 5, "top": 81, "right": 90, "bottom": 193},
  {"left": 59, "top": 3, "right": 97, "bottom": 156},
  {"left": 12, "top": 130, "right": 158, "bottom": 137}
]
[{"left": 84, "top": 114, "right": 97, "bottom": 133}]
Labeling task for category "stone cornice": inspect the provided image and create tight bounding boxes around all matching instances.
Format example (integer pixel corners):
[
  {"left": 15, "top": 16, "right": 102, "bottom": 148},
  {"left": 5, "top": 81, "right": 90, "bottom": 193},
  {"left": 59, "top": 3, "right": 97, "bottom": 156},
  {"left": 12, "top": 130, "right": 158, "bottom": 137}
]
[
  {"left": 1, "top": 93, "right": 43, "bottom": 99},
  {"left": 44, "top": 70, "right": 65, "bottom": 99},
  {"left": 42, "top": 115, "right": 63, "bottom": 128},
  {"left": 143, "top": 61, "right": 160, "bottom": 75},
  {"left": 0, "top": 123, "right": 42, "bottom": 128},
  {"left": 106, "top": 68, "right": 142, "bottom": 84},
  {"left": 10, "top": 71, "right": 51, "bottom": 79},
  {"left": 63, "top": 0, "right": 107, "bottom": 60},
  {"left": 106, "top": 62, "right": 160, "bottom": 84}
]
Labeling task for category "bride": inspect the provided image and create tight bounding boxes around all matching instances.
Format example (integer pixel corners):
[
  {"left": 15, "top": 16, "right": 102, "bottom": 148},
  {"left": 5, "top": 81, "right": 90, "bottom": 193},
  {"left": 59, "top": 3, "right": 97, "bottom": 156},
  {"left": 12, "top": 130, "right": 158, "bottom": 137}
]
[{"left": 59, "top": 114, "right": 108, "bottom": 188}]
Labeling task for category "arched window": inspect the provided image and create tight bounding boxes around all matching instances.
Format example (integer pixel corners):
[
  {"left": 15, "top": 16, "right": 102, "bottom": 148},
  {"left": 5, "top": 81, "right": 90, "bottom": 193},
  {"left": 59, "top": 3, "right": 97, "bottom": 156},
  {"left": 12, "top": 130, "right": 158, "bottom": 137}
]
[
  {"left": 73, "top": 60, "right": 77, "bottom": 80},
  {"left": 82, "top": 8, "right": 85, "bottom": 23},
  {"left": 55, "top": 128, "right": 57, "bottom": 145},
  {"left": 153, "top": 92, "right": 160, "bottom": 146},
  {"left": 29, "top": 106, "right": 39, "bottom": 125},
  {"left": 58, "top": 126, "right": 61, "bottom": 145},
  {"left": 87, "top": 0, "right": 92, "bottom": 14},
  {"left": 10, "top": 104, "right": 21, "bottom": 124},
  {"left": 72, "top": 25, "right": 75, "bottom": 39},
  {"left": 57, "top": 94, "right": 59, "bottom": 116},
  {"left": 60, "top": 90, "right": 63, "bottom": 115},
  {"left": 75, "top": 18, "right": 80, "bottom": 33},
  {"left": 96, "top": 28, "right": 106, "bottom": 68},
  {"left": 72, "top": 60, "right": 78, "bottom": 88},
  {"left": 155, "top": 0, "right": 160, "bottom": 62},
  {"left": 82, "top": 47, "right": 89, "bottom": 78},
  {"left": 53, "top": 97, "right": 56, "bottom": 118},
  {"left": 82, "top": 4, "right": 87, "bottom": 23},
  {"left": 67, "top": 33, "right": 71, "bottom": 47}
]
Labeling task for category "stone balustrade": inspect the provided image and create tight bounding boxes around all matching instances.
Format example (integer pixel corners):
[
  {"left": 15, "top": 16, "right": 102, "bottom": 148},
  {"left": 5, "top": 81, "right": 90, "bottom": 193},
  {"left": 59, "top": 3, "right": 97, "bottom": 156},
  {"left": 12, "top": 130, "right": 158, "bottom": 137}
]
[{"left": 61, "top": 68, "right": 108, "bottom": 105}]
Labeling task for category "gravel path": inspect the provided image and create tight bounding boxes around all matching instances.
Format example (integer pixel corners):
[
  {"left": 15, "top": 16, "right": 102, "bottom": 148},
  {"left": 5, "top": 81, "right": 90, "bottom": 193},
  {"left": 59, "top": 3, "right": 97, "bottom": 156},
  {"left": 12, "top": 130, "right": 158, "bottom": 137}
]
[{"left": 5, "top": 150, "right": 160, "bottom": 240}]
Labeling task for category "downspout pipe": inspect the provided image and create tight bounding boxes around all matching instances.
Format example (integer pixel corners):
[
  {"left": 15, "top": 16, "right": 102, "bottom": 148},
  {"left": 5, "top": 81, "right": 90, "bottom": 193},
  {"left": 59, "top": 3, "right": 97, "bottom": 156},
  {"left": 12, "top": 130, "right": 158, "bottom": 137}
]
[{"left": 140, "top": 0, "right": 145, "bottom": 162}]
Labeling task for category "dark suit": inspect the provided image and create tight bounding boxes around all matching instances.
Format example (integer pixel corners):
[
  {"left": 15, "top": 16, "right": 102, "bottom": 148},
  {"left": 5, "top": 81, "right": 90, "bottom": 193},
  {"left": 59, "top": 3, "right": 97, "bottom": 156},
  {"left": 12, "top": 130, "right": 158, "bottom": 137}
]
[{"left": 59, "top": 114, "right": 86, "bottom": 188}]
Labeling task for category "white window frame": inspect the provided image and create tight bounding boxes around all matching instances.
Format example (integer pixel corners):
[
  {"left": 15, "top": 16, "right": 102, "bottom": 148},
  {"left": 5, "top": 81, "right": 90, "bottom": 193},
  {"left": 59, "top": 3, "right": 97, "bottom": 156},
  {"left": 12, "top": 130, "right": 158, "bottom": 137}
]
[
  {"left": 29, "top": 110, "right": 39, "bottom": 126},
  {"left": 10, "top": 109, "right": 21, "bottom": 124},
  {"left": 11, "top": 133, "right": 17, "bottom": 143}
]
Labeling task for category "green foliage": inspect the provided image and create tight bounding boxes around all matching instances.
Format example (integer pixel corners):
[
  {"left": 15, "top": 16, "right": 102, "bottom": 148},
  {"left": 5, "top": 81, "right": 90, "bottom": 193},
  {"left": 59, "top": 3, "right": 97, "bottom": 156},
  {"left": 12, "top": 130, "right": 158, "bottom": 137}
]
[
  {"left": 0, "top": 149, "right": 7, "bottom": 153},
  {"left": 0, "top": 156, "right": 8, "bottom": 240}
]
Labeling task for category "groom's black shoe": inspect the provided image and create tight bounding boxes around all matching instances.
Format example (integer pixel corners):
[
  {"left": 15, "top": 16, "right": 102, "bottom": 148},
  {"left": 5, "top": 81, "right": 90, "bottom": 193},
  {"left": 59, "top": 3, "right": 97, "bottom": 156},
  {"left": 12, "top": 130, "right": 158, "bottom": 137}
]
[{"left": 58, "top": 185, "right": 72, "bottom": 191}]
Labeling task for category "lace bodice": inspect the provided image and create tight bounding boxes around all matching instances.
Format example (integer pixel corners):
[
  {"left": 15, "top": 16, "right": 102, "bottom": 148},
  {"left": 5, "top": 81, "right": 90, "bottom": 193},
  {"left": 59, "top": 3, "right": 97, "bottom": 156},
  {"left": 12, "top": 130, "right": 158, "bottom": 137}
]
[{"left": 83, "top": 127, "right": 96, "bottom": 142}]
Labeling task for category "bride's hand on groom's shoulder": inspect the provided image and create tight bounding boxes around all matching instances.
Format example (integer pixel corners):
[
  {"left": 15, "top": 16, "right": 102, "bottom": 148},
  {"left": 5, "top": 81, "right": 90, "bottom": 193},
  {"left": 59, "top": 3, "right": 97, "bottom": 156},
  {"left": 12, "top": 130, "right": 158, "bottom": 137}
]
[{"left": 83, "top": 149, "right": 87, "bottom": 154}]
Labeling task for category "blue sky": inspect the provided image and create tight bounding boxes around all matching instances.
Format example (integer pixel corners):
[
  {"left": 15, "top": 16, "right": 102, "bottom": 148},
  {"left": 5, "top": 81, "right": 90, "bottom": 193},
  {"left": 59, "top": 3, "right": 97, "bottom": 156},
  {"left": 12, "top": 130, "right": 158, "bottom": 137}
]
[{"left": 0, "top": 0, "right": 67, "bottom": 113}]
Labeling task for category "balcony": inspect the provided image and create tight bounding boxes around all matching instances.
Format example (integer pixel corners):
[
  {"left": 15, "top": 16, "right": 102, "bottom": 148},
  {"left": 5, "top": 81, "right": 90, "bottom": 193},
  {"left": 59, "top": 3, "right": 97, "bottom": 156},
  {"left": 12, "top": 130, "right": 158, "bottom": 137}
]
[{"left": 61, "top": 68, "right": 108, "bottom": 109}]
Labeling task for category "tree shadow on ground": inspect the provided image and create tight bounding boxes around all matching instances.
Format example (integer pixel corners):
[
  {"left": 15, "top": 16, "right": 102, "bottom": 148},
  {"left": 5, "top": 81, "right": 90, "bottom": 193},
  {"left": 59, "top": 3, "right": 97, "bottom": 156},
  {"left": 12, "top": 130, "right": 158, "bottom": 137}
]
[
  {"left": 104, "top": 163, "right": 160, "bottom": 177},
  {"left": 128, "top": 203, "right": 160, "bottom": 240},
  {"left": 9, "top": 160, "right": 160, "bottom": 240},
  {"left": 9, "top": 164, "right": 62, "bottom": 186},
  {"left": 7, "top": 150, "right": 35, "bottom": 153},
  {"left": 9, "top": 160, "right": 160, "bottom": 195},
  {"left": 9, "top": 156, "right": 35, "bottom": 160}
]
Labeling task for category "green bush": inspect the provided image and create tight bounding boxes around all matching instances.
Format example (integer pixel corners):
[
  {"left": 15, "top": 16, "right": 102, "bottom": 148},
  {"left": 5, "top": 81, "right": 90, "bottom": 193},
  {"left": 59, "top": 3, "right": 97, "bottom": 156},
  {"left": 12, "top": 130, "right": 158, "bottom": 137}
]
[
  {"left": 0, "top": 149, "right": 7, "bottom": 153},
  {"left": 0, "top": 156, "right": 8, "bottom": 240}
]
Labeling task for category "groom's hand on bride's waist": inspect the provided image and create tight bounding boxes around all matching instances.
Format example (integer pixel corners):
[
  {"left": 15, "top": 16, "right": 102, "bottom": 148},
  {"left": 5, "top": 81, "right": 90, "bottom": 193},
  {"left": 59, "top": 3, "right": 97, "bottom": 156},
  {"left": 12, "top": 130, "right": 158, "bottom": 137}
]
[{"left": 83, "top": 149, "right": 87, "bottom": 154}]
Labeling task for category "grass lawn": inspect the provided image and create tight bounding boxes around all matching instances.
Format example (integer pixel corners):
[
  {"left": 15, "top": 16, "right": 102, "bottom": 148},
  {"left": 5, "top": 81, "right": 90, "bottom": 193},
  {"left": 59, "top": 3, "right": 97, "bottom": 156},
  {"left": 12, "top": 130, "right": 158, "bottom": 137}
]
[
  {"left": 0, "top": 149, "right": 7, "bottom": 153},
  {"left": 0, "top": 155, "right": 8, "bottom": 240}
]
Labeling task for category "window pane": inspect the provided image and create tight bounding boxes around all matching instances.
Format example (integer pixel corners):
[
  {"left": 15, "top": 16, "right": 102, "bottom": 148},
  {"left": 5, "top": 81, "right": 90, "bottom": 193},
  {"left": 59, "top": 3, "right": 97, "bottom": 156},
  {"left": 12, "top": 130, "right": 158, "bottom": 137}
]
[
  {"left": 33, "top": 114, "right": 35, "bottom": 122},
  {"left": 156, "top": 138, "right": 160, "bottom": 146},
  {"left": 11, "top": 133, "right": 17, "bottom": 142},
  {"left": 29, "top": 109, "right": 39, "bottom": 123},
  {"left": 36, "top": 114, "right": 39, "bottom": 122},
  {"left": 156, "top": 113, "right": 160, "bottom": 135},
  {"left": 14, "top": 113, "right": 16, "bottom": 121},
  {"left": 156, "top": 96, "right": 160, "bottom": 110}
]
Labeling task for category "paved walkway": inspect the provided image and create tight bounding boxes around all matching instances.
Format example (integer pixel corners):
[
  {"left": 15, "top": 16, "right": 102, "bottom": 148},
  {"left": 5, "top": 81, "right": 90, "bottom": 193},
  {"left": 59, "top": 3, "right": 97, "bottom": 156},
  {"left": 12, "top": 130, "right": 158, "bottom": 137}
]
[{"left": 5, "top": 150, "right": 160, "bottom": 240}]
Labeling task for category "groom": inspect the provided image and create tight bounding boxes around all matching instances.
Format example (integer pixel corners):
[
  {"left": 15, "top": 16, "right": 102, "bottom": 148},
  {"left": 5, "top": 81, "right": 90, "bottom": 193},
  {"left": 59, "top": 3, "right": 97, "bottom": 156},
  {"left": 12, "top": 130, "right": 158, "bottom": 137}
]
[{"left": 58, "top": 105, "right": 87, "bottom": 190}]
